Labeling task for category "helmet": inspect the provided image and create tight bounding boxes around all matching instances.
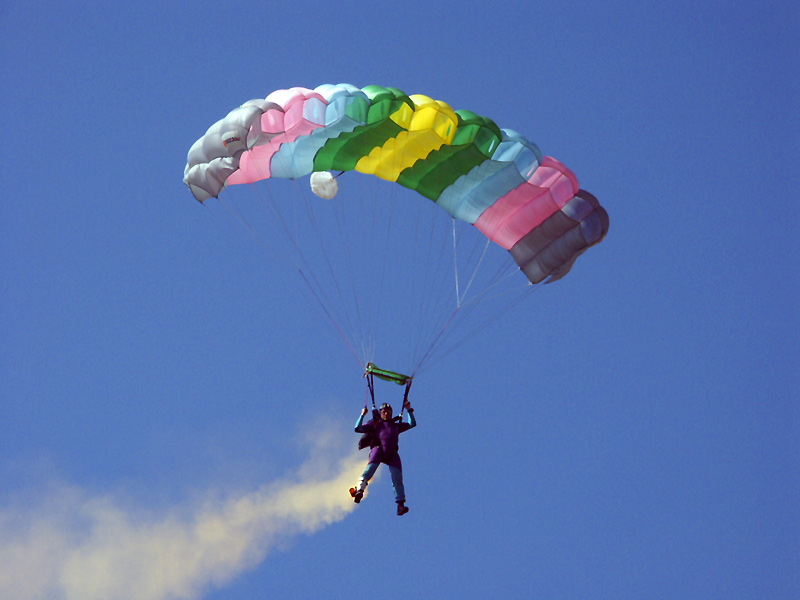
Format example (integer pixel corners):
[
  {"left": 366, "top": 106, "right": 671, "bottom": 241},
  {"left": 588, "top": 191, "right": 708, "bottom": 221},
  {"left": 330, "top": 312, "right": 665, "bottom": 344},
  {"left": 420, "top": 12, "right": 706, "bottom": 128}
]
[{"left": 379, "top": 403, "right": 392, "bottom": 412}]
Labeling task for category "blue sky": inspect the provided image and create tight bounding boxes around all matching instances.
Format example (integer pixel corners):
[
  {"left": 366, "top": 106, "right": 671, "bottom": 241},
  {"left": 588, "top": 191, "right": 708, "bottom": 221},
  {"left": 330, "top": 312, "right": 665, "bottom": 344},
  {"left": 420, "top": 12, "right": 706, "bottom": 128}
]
[{"left": 1, "top": 1, "right": 798, "bottom": 599}]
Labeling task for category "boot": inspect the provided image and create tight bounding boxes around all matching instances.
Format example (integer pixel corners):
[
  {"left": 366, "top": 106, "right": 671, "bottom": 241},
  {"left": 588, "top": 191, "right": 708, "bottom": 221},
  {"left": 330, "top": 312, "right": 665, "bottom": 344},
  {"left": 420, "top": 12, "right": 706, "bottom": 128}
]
[
  {"left": 348, "top": 487, "right": 364, "bottom": 503},
  {"left": 397, "top": 501, "right": 409, "bottom": 516},
  {"left": 349, "top": 479, "right": 367, "bottom": 503}
]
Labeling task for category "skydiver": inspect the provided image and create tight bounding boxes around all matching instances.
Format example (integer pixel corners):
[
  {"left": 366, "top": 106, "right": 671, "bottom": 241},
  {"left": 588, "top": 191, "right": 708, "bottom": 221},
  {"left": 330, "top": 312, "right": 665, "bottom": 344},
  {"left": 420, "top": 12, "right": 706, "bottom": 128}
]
[{"left": 350, "top": 400, "right": 416, "bottom": 515}]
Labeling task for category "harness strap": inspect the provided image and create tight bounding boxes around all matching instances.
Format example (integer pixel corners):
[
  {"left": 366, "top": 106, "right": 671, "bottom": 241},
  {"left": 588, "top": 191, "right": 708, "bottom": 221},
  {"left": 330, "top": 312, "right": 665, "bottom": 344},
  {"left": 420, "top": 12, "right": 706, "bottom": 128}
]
[{"left": 398, "top": 380, "right": 412, "bottom": 419}]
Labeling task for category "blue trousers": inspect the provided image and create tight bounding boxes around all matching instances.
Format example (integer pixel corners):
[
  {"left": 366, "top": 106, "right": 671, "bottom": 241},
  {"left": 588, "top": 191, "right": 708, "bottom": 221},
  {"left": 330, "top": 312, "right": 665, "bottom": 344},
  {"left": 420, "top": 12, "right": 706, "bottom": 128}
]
[{"left": 360, "top": 461, "right": 405, "bottom": 503}]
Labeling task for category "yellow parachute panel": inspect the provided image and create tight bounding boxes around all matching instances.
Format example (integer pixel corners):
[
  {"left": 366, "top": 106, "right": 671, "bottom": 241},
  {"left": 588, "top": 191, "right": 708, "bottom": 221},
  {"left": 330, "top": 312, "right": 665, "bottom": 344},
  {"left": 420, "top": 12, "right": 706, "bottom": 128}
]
[{"left": 356, "top": 95, "right": 458, "bottom": 180}]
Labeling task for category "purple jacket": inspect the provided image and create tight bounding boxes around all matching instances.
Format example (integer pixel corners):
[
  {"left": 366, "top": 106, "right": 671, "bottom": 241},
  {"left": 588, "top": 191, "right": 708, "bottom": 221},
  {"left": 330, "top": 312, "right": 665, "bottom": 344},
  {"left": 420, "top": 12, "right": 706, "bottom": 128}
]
[{"left": 355, "top": 411, "right": 417, "bottom": 458}]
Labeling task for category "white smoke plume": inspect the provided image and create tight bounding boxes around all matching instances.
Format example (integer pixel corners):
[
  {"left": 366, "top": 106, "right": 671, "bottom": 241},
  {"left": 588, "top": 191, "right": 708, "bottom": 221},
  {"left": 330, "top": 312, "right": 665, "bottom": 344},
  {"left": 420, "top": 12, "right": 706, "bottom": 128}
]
[{"left": 0, "top": 427, "right": 367, "bottom": 600}]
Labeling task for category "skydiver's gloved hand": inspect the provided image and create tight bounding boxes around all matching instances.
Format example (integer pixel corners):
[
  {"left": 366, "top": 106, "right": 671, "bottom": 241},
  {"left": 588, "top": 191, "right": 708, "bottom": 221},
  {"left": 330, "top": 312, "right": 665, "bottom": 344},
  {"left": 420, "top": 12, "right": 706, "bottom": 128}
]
[
  {"left": 361, "top": 408, "right": 368, "bottom": 416},
  {"left": 403, "top": 400, "right": 412, "bottom": 412}
]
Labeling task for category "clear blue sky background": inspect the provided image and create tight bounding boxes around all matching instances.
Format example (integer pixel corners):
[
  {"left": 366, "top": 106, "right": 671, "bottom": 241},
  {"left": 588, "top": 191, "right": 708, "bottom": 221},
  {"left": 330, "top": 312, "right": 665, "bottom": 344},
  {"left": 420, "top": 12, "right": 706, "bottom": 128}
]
[{"left": 1, "top": 2, "right": 798, "bottom": 599}]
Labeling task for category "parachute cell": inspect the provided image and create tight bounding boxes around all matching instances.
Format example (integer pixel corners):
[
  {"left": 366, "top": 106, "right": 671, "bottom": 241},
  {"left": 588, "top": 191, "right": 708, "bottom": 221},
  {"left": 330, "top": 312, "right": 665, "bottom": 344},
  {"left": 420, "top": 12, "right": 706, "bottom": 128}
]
[{"left": 184, "top": 84, "right": 608, "bottom": 284}]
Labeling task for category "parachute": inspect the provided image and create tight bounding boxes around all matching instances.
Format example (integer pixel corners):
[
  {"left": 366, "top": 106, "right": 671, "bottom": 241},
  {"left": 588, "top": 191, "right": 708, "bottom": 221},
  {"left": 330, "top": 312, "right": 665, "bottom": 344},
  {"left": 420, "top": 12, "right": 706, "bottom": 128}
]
[{"left": 184, "top": 84, "right": 608, "bottom": 286}]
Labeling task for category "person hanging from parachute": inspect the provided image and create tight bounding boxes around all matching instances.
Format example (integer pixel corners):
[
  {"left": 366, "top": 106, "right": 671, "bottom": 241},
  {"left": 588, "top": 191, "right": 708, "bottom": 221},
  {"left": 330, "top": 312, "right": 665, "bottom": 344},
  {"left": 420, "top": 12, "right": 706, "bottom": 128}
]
[
  {"left": 184, "top": 84, "right": 610, "bottom": 511},
  {"left": 350, "top": 363, "right": 416, "bottom": 516}
]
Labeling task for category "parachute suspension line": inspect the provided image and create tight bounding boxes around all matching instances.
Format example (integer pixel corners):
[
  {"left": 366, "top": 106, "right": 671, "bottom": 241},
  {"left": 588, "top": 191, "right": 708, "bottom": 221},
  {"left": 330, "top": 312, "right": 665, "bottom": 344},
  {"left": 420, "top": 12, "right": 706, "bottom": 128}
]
[
  {"left": 351, "top": 178, "right": 388, "bottom": 364},
  {"left": 450, "top": 215, "right": 489, "bottom": 304},
  {"left": 218, "top": 194, "right": 264, "bottom": 247},
  {"left": 418, "top": 282, "right": 540, "bottom": 376},
  {"left": 260, "top": 184, "right": 338, "bottom": 310},
  {"left": 409, "top": 215, "right": 539, "bottom": 375},
  {"left": 419, "top": 212, "right": 460, "bottom": 368},
  {"left": 215, "top": 187, "right": 364, "bottom": 370},
  {"left": 406, "top": 192, "right": 427, "bottom": 372},
  {"left": 245, "top": 179, "right": 366, "bottom": 371},
  {"left": 363, "top": 178, "right": 388, "bottom": 363},
  {"left": 247, "top": 182, "right": 310, "bottom": 270},
  {"left": 287, "top": 177, "right": 373, "bottom": 368},
  {"left": 323, "top": 175, "right": 397, "bottom": 366},
  {"left": 272, "top": 182, "right": 368, "bottom": 369},
  {"left": 413, "top": 307, "right": 460, "bottom": 375},
  {"left": 326, "top": 184, "right": 368, "bottom": 357},
  {"left": 452, "top": 217, "right": 498, "bottom": 305},
  {"left": 455, "top": 270, "right": 534, "bottom": 308},
  {"left": 219, "top": 184, "right": 305, "bottom": 261},
  {"left": 297, "top": 184, "right": 360, "bottom": 338},
  {"left": 369, "top": 182, "right": 399, "bottom": 365},
  {"left": 422, "top": 284, "right": 539, "bottom": 374},
  {"left": 406, "top": 209, "right": 450, "bottom": 375},
  {"left": 458, "top": 237, "right": 492, "bottom": 305},
  {"left": 408, "top": 205, "right": 456, "bottom": 373},
  {"left": 265, "top": 146, "right": 363, "bottom": 366},
  {"left": 452, "top": 218, "right": 461, "bottom": 307},
  {"left": 389, "top": 138, "right": 460, "bottom": 373},
  {"left": 455, "top": 214, "right": 527, "bottom": 305},
  {"left": 222, "top": 164, "right": 532, "bottom": 379},
  {"left": 295, "top": 267, "right": 365, "bottom": 369},
  {"left": 407, "top": 192, "right": 432, "bottom": 371},
  {"left": 408, "top": 210, "right": 490, "bottom": 374},
  {"left": 218, "top": 188, "right": 313, "bottom": 274}
]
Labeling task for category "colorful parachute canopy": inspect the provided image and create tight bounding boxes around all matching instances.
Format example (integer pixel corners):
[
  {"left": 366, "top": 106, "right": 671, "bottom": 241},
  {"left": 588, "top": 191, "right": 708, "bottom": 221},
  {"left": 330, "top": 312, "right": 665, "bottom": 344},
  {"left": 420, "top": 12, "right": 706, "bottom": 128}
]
[{"left": 184, "top": 84, "right": 608, "bottom": 284}]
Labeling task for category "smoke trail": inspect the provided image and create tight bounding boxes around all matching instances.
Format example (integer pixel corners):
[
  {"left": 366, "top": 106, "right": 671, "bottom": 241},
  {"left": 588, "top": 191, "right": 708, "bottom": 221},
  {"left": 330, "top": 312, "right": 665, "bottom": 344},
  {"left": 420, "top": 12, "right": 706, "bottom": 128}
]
[{"left": 0, "top": 427, "right": 366, "bottom": 600}]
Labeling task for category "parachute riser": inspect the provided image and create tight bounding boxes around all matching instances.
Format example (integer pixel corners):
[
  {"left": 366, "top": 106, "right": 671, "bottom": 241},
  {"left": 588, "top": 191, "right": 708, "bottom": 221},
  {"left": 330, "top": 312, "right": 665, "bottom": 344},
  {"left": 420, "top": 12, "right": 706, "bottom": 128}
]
[
  {"left": 364, "top": 362, "right": 412, "bottom": 420},
  {"left": 399, "top": 379, "right": 412, "bottom": 420},
  {"left": 365, "top": 371, "right": 376, "bottom": 410}
]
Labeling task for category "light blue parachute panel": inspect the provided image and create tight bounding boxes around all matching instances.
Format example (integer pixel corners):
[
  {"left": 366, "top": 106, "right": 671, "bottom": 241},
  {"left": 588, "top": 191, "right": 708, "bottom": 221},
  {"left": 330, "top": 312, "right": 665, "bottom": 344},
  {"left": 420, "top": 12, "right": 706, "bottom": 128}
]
[
  {"left": 435, "top": 130, "right": 542, "bottom": 223},
  {"left": 269, "top": 84, "right": 370, "bottom": 179}
]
